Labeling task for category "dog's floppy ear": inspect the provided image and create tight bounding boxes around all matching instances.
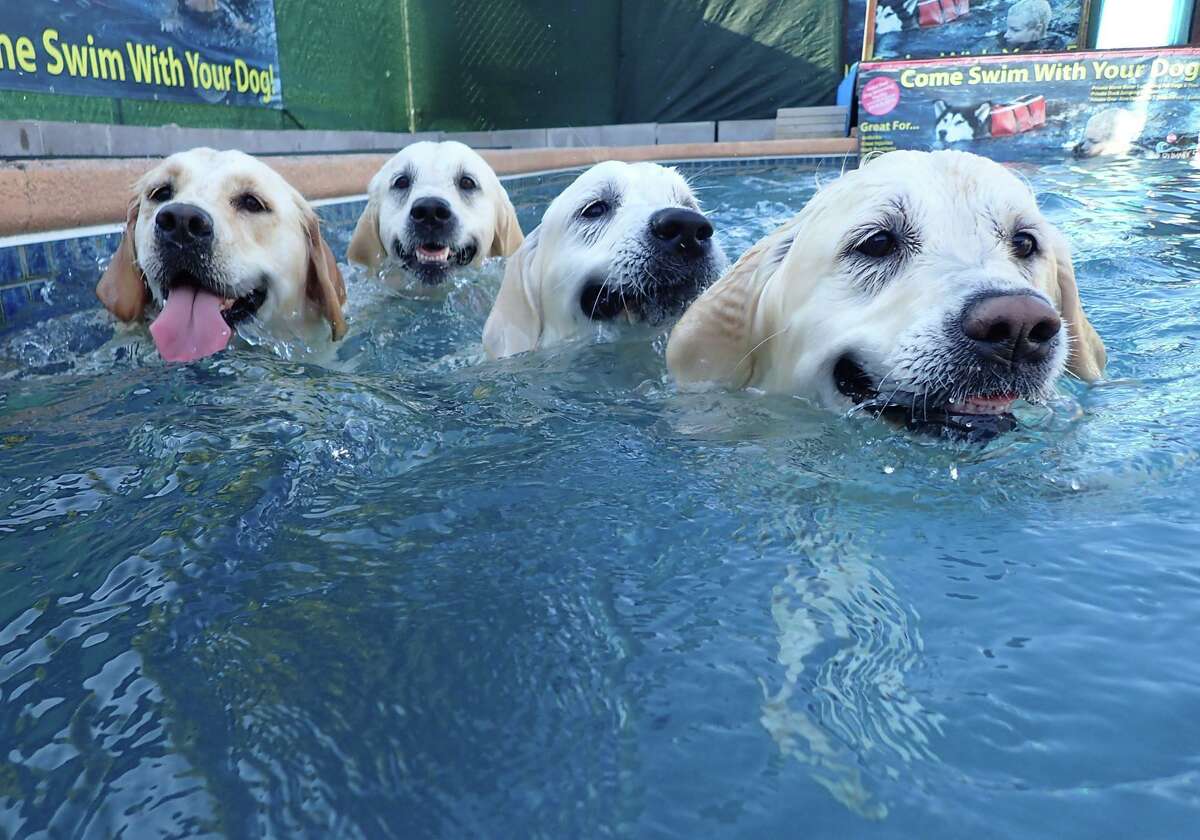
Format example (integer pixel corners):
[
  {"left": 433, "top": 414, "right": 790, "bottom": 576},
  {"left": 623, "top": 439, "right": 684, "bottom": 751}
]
[
  {"left": 96, "top": 198, "right": 150, "bottom": 322},
  {"left": 489, "top": 189, "right": 524, "bottom": 257},
  {"left": 1045, "top": 226, "right": 1105, "bottom": 381},
  {"left": 932, "top": 100, "right": 949, "bottom": 120},
  {"left": 304, "top": 211, "right": 348, "bottom": 341},
  {"left": 974, "top": 103, "right": 992, "bottom": 123},
  {"left": 483, "top": 228, "right": 541, "bottom": 358},
  {"left": 666, "top": 225, "right": 783, "bottom": 389},
  {"left": 347, "top": 199, "right": 387, "bottom": 271}
]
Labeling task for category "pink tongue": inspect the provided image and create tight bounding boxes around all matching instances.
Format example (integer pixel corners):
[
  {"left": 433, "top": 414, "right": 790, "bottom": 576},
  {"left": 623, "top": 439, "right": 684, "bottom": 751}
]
[{"left": 149, "top": 286, "right": 232, "bottom": 362}]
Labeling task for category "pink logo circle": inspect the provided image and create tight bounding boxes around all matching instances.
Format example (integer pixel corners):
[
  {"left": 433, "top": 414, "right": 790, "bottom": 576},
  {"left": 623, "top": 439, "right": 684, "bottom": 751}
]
[
  {"left": 1167, "top": 132, "right": 1178, "bottom": 143},
  {"left": 861, "top": 76, "right": 901, "bottom": 117}
]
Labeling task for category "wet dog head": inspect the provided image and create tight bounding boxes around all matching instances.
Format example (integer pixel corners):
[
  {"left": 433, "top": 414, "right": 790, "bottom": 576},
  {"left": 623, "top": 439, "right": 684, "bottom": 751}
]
[
  {"left": 96, "top": 147, "right": 346, "bottom": 362},
  {"left": 482, "top": 160, "right": 727, "bottom": 358},
  {"left": 1073, "top": 108, "right": 1146, "bottom": 158},
  {"left": 348, "top": 141, "right": 522, "bottom": 285},
  {"left": 667, "top": 150, "right": 1107, "bottom": 439}
]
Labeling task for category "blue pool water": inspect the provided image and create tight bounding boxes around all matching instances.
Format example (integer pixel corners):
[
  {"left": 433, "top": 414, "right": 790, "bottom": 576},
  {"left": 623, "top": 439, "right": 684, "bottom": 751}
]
[{"left": 1, "top": 157, "right": 1199, "bottom": 838}]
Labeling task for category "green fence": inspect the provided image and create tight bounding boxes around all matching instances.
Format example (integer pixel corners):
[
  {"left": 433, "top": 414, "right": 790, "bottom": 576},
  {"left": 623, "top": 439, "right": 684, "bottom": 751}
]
[{"left": 0, "top": 0, "right": 840, "bottom": 134}]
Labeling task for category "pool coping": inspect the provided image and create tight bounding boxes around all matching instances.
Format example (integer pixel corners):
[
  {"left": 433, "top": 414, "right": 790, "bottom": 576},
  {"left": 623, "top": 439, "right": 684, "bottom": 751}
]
[{"left": 0, "top": 138, "right": 857, "bottom": 239}]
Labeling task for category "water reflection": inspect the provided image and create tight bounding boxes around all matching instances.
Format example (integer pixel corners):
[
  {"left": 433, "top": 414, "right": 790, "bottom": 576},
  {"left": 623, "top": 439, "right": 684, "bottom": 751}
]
[{"left": 759, "top": 507, "right": 942, "bottom": 820}]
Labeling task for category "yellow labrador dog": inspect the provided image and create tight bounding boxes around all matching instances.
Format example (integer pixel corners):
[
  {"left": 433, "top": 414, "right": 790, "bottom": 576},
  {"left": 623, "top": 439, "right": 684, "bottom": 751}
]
[
  {"left": 1072, "top": 108, "right": 1145, "bottom": 158},
  {"left": 348, "top": 141, "right": 523, "bottom": 284},
  {"left": 97, "top": 147, "right": 346, "bottom": 363},
  {"left": 667, "top": 150, "right": 1106, "bottom": 435},
  {"left": 483, "top": 161, "right": 727, "bottom": 358}
]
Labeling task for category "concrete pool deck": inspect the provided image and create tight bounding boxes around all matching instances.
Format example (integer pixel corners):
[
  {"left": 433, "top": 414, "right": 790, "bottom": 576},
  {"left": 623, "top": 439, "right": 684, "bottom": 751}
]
[{"left": 0, "top": 137, "right": 856, "bottom": 238}]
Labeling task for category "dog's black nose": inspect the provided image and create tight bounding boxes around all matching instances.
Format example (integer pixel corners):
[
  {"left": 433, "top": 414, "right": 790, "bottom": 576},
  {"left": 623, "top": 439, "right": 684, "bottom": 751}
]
[
  {"left": 410, "top": 197, "right": 453, "bottom": 230},
  {"left": 961, "top": 293, "right": 1061, "bottom": 365},
  {"left": 155, "top": 203, "right": 213, "bottom": 249},
  {"left": 650, "top": 208, "right": 714, "bottom": 258}
]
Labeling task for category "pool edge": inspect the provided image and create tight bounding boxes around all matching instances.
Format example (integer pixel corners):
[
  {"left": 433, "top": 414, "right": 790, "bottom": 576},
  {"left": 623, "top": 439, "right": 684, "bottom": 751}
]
[{"left": 0, "top": 138, "right": 857, "bottom": 239}]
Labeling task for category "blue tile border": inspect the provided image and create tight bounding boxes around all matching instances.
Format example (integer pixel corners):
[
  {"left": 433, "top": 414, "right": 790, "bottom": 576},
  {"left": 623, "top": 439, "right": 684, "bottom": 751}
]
[
  {"left": 1, "top": 286, "right": 30, "bottom": 325},
  {"left": 22, "top": 241, "right": 54, "bottom": 278},
  {"left": 0, "top": 154, "right": 859, "bottom": 335},
  {"left": 0, "top": 247, "right": 22, "bottom": 288}
]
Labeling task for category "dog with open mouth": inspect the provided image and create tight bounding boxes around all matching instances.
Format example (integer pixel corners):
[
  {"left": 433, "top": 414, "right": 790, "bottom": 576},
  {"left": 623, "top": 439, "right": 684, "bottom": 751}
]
[
  {"left": 666, "top": 150, "right": 1106, "bottom": 439},
  {"left": 347, "top": 141, "right": 523, "bottom": 286},
  {"left": 96, "top": 147, "right": 347, "bottom": 363},
  {"left": 482, "top": 160, "right": 728, "bottom": 358}
]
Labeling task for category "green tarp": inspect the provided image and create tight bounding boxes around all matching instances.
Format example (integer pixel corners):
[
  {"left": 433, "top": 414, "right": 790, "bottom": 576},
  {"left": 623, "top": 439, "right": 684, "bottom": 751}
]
[
  {"left": 412, "top": 0, "right": 842, "bottom": 130},
  {"left": 615, "top": 0, "right": 841, "bottom": 124},
  {"left": 406, "top": 0, "right": 622, "bottom": 132}
]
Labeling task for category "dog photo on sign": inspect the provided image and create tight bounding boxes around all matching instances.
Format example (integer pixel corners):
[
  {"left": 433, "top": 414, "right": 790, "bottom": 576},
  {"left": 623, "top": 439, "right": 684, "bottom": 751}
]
[
  {"left": 865, "top": 0, "right": 1090, "bottom": 61},
  {"left": 932, "top": 101, "right": 992, "bottom": 143},
  {"left": 933, "top": 95, "right": 1048, "bottom": 145}
]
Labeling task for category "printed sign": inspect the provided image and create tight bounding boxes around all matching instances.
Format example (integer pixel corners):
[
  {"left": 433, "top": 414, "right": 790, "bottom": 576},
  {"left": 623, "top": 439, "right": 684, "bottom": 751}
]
[
  {"left": 858, "top": 48, "right": 1200, "bottom": 162},
  {"left": 864, "top": 0, "right": 1091, "bottom": 61},
  {"left": 0, "top": 1, "right": 282, "bottom": 109}
]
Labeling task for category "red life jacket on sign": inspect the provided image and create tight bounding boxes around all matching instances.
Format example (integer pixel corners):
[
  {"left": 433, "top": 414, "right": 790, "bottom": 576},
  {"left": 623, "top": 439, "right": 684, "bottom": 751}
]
[
  {"left": 918, "top": 0, "right": 970, "bottom": 27},
  {"left": 990, "top": 95, "right": 1047, "bottom": 136}
]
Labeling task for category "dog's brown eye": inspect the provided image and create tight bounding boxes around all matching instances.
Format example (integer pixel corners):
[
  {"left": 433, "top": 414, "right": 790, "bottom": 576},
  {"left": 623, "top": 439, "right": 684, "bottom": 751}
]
[
  {"left": 1012, "top": 232, "right": 1038, "bottom": 259},
  {"left": 148, "top": 183, "right": 174, "bottom": 203},
  {"left": 393, "top": 175, "right": 411, "bottom": 191},
  {"left": 581, "top": 200, "right": 609, "bottom": 219},
  {"left": 235, "top": 193, "right": 268, "bottom": 214},
  {"left": 458, "top": 175, "right": 478, "bottom": 191},
  {"left": 856, "top": 230, "right": 897, "bottom": 258}
]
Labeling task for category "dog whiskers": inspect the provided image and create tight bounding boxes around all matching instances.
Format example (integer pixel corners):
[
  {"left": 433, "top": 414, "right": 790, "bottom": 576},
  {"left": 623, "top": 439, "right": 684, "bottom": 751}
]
[
  {"left": 735, "top": 325, "right": 791, "bottom": 375},
  {"left": 588, "top": 271, "right": 618, "bottom": 322},
  {"left": 876, "top": 378, "right": 909, "bottom": 420},
  {"left": 874, "top": 361, "right": 905, "bottom": 393},
  {"left": 845, "top": 360, "right": 903, "bottom": 418},
  {"left": 873, "top": 362, "right": 908, "bottom": 413}
]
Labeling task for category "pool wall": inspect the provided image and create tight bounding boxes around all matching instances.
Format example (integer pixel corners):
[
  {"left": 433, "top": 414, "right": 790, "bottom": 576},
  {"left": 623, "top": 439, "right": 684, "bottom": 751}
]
[{"left": 0, "top": 147, "right": 857, "bottom": 333}]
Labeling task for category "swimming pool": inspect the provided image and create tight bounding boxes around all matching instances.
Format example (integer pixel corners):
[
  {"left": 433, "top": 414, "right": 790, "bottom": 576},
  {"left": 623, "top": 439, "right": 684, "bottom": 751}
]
[{"left": 1, "top": 155, "right": 1198, "bottom": 838}]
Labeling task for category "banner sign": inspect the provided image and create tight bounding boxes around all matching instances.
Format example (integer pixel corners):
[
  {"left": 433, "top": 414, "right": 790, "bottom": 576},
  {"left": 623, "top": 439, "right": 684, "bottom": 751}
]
[
  {"left": 857, "top": 48, "right": 1200, "bottom": 162},
  {"left": 0, "top": 1, "right": 282, "bottom": 109},
  {"left": 864, "top": 0, "right": 1091, "bottom": 62}
]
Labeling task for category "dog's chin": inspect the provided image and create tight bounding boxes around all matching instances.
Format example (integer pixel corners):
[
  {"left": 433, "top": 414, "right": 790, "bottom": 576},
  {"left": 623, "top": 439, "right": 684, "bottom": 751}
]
[
  {"left": 395, "top": 239, "right": 478, "bottom": 286},
  {"left": 833, "top": 355, "right": 1032, "bottom": 442},
  {"left": 579, "top": 259, "right": 722, "bottom": 325}
]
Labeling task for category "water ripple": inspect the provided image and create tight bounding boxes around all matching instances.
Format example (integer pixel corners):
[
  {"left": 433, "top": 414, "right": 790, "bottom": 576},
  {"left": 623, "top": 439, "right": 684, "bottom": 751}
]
[{"left": 0, "top": 159, "right": 1198, "bottom": 837}]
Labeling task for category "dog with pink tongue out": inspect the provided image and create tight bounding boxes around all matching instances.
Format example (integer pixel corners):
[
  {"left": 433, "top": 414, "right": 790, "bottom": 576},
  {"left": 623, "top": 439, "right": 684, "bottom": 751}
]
[{"left": 96, "top": 147, "right": 347, "bottom": 363}]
